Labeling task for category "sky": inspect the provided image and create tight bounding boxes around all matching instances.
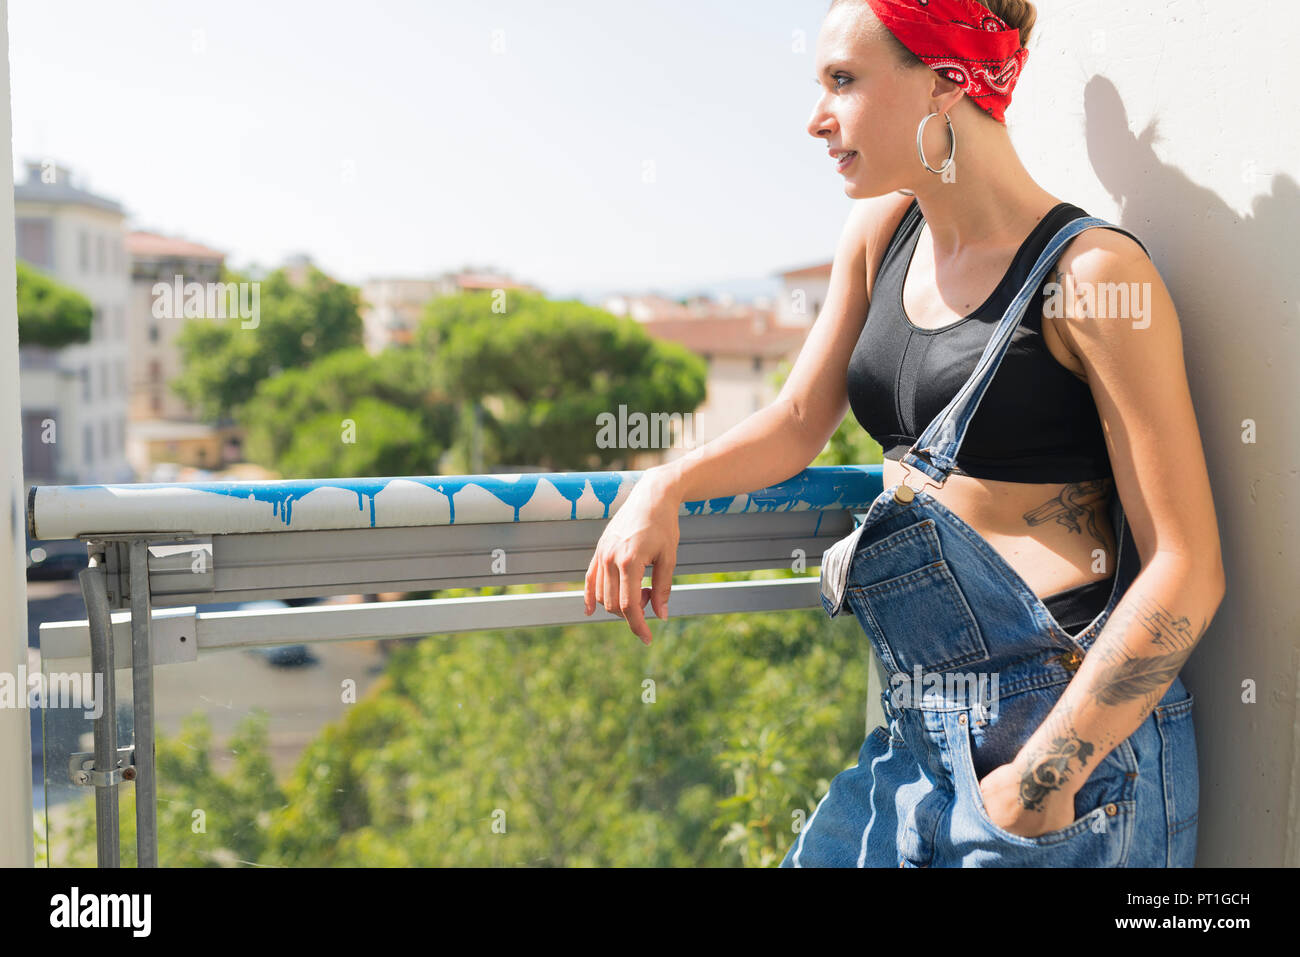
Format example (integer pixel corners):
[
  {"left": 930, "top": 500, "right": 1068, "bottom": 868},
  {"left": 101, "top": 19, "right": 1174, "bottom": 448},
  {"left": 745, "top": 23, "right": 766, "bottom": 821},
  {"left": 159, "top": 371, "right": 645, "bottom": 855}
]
[{"left": 9, "top": 0, "right": 854, "bottom": 303}]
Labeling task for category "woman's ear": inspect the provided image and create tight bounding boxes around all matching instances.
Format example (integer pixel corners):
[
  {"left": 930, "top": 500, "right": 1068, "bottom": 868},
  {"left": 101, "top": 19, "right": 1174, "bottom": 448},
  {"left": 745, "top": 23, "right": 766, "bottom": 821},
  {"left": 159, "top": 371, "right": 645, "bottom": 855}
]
[{"left": 925, "top": 73, "right": 967, "bottom": 114}]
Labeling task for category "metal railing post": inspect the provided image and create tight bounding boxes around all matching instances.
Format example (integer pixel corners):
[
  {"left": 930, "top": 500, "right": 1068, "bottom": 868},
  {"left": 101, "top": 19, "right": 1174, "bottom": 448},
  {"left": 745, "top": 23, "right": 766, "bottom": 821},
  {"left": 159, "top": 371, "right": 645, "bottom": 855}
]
[
  {"left": 129, "top": 539, "right": 158, "bottom": 867},
  {"left": 78, "top": 550, "right": 119, "bottom": 867}
]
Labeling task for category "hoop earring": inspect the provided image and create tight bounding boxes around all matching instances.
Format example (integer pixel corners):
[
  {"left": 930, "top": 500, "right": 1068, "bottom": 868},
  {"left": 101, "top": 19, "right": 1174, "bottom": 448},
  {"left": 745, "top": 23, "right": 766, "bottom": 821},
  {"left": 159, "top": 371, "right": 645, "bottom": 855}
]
[{"left": 916, "top": 111, "right": 956, "bottom": 175}]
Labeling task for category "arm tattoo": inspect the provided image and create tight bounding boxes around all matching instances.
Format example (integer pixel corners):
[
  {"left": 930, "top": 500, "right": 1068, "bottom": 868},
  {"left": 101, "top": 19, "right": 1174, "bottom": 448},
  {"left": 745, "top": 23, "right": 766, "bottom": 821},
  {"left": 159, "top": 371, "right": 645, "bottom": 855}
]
[
  {"left": 1018, "top": 727, "right": 1095, "bottom": 811},
  {"left": 1022, "top": 479, "right": 1113, "bottom": 550},
  {"left": 1087, "top": 594, "right": 1206, "bottom": 710},
  {"left": 1018, "top": 598, "right": 1208, "bottom": 806},
  {"left": 1015, "top": 701, "right": 1105, "bottom": 810},
  {"left": 1089, "top": 655, "right": 1188, "bottom": 709}
]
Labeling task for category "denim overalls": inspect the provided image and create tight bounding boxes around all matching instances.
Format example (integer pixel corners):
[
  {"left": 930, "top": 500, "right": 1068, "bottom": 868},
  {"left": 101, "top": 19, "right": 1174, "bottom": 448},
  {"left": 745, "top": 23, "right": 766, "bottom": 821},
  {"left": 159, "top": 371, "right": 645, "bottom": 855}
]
[{"left": 781, "top": 215, "right": 1199, "bottom": 868}]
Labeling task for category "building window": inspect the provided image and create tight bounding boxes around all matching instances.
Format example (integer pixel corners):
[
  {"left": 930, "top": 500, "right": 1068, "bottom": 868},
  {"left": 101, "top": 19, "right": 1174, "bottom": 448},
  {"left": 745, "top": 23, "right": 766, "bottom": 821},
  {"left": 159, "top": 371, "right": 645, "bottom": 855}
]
[
  {"left": 752, "top": 356, "right": 762, "bottom": 373},
  {"left": 91, "top": 307, "right": 102, "bottom": 339},
  {"left": 151, "top": 392, "right": 162, "bottom": 414},
  {"left": 101, "top": 421, "right": 111, "bottom": 459},
  {"left": 16, "top": 218, "right": 53, "bottom": 268},
  {"left": 83, "top": 425, "right": 94, "bottom": 465},
  {"left": 101, "top": 361, "right": 109, "bottom": 398},
  {"left": 149, "top": 359, "right": 161, "bottom": 383},
  {"left": 79, "top": 231, "right": 89, "bottom": 272},
  {"left": 22, "top": 410, "right": 57, "bottom": 479},
  {"left": 148, "top": 324, "right": 160, "bottom": 343},
  {"left": 81, "top": 366, "right": 91, "bottom": 402},
  {"left": 114, "top": 305, "right": 124, "bottom": 339},
  {"left": 96, "top": 234, "right": 106, "bottom": 273}
]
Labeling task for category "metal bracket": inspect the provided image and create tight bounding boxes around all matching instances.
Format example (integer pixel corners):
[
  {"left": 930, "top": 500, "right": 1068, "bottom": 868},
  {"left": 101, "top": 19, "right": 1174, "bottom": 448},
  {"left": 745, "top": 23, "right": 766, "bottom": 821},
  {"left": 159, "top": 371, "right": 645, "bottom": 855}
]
[
  {"left": 69, "top": 747, "right": 136, "bottom": 788},
  {"left": 83, "top": 533, "right": 200, "bottom": 609}
]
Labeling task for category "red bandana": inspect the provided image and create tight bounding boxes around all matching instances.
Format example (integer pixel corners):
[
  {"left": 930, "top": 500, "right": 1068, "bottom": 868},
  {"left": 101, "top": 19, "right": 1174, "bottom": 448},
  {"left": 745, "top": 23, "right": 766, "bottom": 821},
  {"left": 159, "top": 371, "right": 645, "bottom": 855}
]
[{"left": 864, "top": 0, "right": 1028, "bottom": 124}]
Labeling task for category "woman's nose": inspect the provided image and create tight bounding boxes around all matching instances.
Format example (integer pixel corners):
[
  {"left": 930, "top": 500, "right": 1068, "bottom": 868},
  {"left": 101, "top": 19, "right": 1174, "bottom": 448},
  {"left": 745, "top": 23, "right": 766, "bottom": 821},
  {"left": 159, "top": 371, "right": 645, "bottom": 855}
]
[{"left": 808, "top": 108, "right": 834, "bottom": 140}]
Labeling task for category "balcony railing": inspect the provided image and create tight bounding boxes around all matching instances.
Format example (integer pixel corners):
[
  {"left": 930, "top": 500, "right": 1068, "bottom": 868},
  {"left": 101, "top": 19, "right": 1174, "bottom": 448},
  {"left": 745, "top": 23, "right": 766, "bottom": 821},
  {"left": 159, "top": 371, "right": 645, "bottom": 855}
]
[{"left": 27, "top": 464, "right": 885, "bottom": 867}]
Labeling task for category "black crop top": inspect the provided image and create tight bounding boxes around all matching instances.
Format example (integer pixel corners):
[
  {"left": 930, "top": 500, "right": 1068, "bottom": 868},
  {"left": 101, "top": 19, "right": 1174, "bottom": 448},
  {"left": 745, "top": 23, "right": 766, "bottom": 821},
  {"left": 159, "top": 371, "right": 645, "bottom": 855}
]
[{"left": 846, "top": 198, "right": 1123, "bottom": 483}]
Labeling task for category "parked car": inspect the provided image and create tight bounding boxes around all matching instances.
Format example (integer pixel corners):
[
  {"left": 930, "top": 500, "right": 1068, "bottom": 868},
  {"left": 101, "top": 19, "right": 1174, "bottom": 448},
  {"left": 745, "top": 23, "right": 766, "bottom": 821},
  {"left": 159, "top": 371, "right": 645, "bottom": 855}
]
[{"left": 232, "top": 597, "right": 320, "bottom": 667}]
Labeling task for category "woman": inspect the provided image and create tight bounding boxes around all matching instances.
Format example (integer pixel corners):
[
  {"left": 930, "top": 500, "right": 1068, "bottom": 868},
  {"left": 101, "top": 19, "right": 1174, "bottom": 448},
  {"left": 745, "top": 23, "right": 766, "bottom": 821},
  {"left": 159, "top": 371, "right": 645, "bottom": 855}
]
[{"left": 583, "top": 0, "right": 1223, "bottom": 867}]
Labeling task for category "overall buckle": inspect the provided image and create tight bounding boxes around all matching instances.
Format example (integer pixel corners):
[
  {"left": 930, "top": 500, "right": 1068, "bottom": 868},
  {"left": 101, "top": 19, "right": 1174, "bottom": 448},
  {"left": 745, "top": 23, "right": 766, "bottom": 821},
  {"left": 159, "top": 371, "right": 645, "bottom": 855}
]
[{"left": 896, "top": 448, "right": 949, "bottom": 503}]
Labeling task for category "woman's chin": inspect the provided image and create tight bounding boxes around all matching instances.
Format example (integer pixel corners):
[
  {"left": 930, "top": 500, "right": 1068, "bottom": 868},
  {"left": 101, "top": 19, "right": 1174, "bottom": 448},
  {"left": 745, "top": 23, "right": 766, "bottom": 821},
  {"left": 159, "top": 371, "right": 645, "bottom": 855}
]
[
  {"left": 843, "top": 180, "right": 882, "bottom": 199},
  {"left": 839, "top": 168, "right": 884, "bottom": 198}
]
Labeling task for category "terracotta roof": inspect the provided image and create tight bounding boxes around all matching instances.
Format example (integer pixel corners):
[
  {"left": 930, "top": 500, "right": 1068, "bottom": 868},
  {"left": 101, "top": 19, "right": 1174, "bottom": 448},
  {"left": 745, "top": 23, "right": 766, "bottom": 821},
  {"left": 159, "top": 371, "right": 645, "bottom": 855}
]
[
  {"left": 641, "top": 314, "right": 807, "bottom": 359},
  {"left": 778, "top": 261, "right": 832, "bottom": 279},
  {"left": 125, "top": 231, "right": 225, "bottom": 261}
]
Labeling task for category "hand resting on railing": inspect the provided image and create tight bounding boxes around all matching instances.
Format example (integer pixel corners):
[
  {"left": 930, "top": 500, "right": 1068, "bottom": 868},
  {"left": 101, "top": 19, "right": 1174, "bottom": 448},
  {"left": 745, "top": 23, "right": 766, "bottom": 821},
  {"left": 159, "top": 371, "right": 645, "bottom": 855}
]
[{"left": 583, "top": 466, "right": 682, "bottom": 645}]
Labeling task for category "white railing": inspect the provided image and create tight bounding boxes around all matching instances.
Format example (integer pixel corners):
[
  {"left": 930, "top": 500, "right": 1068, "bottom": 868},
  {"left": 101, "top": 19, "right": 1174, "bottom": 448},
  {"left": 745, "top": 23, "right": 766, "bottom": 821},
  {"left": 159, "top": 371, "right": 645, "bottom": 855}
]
[{"left": 27, "top": 464, "right": 885, "bottom": 867}]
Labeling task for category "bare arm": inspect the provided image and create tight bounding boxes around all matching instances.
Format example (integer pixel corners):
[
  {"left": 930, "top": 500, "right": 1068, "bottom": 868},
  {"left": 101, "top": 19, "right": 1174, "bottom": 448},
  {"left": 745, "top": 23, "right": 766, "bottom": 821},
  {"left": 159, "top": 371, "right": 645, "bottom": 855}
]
[
  {"left": 980, "top": 229, "right": 1226, "bottom": 835},
  {"left": 584, "top": 194, "right": 911, "bottom": 641},
  {"left": 649, "top": 194, "right": 905, "bottom": 505}
]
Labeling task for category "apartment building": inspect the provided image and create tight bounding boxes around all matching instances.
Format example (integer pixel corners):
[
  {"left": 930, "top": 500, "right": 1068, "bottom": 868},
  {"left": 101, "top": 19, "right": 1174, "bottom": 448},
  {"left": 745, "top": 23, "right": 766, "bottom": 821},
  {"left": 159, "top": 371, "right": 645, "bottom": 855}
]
[
  {"left": 774, "top": 260, "right": 832, "bottom": 327},
  {"left": 361, "top": 269, "right": 540, "bottom": 353},
  {"left": 632, "top": 303, "right": 808, "bottom": 469},
  {"left": 125, "top": 230, "right": 226, "bottom": 421},
  {"left": 15, "top": 160, "right": 132, "bottom": 486}
]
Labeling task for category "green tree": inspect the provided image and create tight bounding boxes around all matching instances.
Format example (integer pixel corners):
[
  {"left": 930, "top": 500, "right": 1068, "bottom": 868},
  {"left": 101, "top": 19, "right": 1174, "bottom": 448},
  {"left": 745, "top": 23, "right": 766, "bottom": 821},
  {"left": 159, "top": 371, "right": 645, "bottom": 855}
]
[
  {"left": 238, "top": 347, "right": 458, "bottom": 478},
  {"left": 48, "top": 710, "right": 285, "bottom": 867},
  {"left": 16, "top": 261, "right": 93, "bottom": 348},
  {"left": 50, "top": 609, "right": 872, "bottom": 867},
  {"left": 173, "top": 265, "right": 364, "bottom": 422},
  {"left": 813, "top": 413, "right": 883, "bottom": 468},
  {"left": 417, "top": 290, "right": 708, "bottom": 471}
]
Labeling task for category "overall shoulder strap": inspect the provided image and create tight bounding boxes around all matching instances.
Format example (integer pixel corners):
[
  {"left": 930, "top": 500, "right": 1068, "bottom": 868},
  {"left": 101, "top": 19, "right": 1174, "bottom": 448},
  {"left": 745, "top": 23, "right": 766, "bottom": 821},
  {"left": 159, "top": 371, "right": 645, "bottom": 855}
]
[{"left": 898, "top": 216, "right": 1149, "bottom": 484}]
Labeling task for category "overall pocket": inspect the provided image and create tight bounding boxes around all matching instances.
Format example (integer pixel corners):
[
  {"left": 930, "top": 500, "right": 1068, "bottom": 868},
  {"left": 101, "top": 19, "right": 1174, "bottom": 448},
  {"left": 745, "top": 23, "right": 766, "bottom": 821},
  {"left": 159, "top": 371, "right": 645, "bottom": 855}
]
[
  {"left": 943, "top": 708, "right": 1134, "bottom": 864},
  {"left": 1154, "top": 689, "right": 1198, "bottom": 866},
  {"left": 844, "top": 519, "right": 988, "bottom": 674}
]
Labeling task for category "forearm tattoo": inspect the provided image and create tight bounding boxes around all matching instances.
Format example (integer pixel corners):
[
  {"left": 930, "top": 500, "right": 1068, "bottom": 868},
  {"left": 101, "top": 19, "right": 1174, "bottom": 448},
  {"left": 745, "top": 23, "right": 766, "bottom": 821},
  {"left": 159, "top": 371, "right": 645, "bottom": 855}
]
[
  {"left": 1088, "top": 595, "right": 1206, "bottom": 712},
  {"left": 1023, "top": 479, "right": 1113, "bottom": 550},
  {"left": 1016, "top": 595, "right": 1207, "bottom": 809},
  {"left": 1018, "top": 725, "right": 1095, "bottom": 812}
]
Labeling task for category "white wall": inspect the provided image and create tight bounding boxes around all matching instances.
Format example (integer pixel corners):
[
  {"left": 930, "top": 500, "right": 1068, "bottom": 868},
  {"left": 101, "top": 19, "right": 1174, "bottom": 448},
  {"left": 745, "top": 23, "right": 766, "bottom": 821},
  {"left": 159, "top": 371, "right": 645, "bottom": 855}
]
[
  {"left": 776, "top": 274, "right": 829, "bottom": 327},
  {"left": 1004, "top": 0, "right": 1300, "bottom": 866},
  {"left": 0, "top": 0, "right": 36, "bottom": 867}
]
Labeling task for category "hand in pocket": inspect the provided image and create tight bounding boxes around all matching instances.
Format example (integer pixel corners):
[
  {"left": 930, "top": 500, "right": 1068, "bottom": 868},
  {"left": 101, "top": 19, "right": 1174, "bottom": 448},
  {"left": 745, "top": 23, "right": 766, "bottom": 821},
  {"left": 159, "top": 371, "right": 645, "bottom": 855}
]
[{"left": 977, "top": 762, "right": 1078, "bottom": 838}]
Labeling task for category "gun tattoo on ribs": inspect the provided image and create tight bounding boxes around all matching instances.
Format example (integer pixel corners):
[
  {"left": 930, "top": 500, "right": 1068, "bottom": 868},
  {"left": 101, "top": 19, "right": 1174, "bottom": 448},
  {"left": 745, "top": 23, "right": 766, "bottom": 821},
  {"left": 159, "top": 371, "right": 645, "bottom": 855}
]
[{"left": 1022, "top": 479, "right": 1113, "bottom": 550}]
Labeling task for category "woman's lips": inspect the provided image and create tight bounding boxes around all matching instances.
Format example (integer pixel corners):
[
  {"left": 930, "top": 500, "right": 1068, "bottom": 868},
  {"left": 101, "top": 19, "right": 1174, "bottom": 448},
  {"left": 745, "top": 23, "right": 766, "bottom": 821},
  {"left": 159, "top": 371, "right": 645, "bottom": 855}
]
[{"left": 836, "top": 151, "right": 857, "bottom": 172}]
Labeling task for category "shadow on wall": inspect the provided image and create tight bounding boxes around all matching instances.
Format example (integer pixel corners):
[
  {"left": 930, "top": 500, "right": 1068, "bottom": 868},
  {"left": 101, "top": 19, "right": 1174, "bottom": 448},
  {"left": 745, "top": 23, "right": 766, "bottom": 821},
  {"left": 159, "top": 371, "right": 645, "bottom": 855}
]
[
  {"left": 1083, "top": 74, "right": 1300, "bottom": 866},
  {"left": 1083, "top": 75, "right": 1299, "bottom": 448}
]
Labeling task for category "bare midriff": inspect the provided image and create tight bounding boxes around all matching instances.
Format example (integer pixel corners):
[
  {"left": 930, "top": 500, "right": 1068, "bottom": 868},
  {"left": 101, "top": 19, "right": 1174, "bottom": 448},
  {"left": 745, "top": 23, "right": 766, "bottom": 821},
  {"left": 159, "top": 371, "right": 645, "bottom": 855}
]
[{"left": 881, "top": 459, "right": 1116, "bottom": 601}]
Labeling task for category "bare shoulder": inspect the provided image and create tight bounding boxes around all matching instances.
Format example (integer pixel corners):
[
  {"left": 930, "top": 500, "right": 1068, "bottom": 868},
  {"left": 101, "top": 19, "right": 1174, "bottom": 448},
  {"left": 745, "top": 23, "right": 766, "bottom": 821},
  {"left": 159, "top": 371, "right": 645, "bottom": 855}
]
[
  {"left": 844, "top": 192, "right": 916, "bottom": 300},
  {"left": 1054, "top": 222, "right": 1151, "bottom": 275},
  {"left": 1045, "top": 222, "right": 1175, "bottom": 355}
]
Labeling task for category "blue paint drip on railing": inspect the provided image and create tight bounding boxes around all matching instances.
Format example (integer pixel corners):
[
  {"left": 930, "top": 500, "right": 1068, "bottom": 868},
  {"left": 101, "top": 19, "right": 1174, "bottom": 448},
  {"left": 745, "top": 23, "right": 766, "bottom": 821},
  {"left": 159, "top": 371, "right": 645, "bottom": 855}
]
[{"left": 33, "top": 466, "right": 884, "bottom": 534}]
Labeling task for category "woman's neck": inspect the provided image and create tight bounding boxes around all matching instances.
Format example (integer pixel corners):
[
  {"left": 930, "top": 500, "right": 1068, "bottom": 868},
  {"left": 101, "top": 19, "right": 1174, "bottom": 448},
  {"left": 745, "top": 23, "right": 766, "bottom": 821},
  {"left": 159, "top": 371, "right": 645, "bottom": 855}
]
[{"left": 908, "top": 127, "right": 1059, "bottom": 258}]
